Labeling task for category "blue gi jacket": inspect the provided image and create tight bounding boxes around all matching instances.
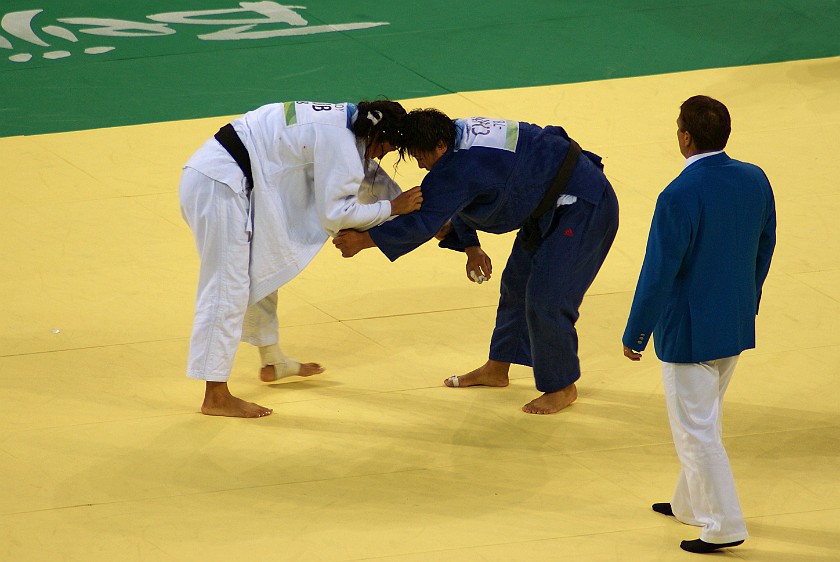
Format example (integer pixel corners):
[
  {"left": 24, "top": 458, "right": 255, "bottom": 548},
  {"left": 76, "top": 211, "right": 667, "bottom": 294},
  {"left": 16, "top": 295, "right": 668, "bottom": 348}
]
[
  {"left": 623, "top": 153, "right": 776, "bottom": 363},
  {"left": 369, "top": 118, "right": 608, "bottom": 260}
]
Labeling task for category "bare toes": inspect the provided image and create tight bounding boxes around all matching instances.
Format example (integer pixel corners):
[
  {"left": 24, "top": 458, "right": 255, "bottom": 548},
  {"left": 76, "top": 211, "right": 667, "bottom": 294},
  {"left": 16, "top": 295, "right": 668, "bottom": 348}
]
[
  {"left": 243, "top": 400, "right": 273, "bottom": 417},
  {"left": 299, "top": 362, "right": 325, "bottom": 377}
]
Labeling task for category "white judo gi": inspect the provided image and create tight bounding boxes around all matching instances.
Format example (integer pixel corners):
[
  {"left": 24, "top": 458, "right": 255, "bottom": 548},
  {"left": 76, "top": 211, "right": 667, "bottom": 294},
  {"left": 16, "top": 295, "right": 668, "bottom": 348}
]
[{"left": 179, "top": 102, "right": 401, "bottom": 382}]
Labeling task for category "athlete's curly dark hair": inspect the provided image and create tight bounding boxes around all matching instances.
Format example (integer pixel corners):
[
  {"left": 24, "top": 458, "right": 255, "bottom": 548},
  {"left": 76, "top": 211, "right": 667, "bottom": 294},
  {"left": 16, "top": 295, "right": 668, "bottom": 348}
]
[{"left": 395, "top": 108, "right": 457, "bottom": 160}]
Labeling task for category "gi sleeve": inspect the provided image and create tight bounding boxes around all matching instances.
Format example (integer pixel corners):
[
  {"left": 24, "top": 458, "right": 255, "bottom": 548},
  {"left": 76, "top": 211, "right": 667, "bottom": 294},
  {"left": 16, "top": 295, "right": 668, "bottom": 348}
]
[
  {"left": 622, "top": 191, "right": 691, "bottom": 351},
  {"left": 312, "top": 125, "right": 392, "bottom": 236},
  {"left": 438, "top": 214, "right": 481, "bottom": 251},
  {"left": 368, "top": 171, "right": 470, "bottom": 262}
]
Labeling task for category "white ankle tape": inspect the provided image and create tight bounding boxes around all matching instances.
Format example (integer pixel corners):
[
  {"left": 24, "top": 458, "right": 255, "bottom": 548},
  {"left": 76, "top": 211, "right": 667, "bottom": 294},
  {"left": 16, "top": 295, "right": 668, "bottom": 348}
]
[{"left": 259, "top": 344, "right": 286, "bottom": 367}]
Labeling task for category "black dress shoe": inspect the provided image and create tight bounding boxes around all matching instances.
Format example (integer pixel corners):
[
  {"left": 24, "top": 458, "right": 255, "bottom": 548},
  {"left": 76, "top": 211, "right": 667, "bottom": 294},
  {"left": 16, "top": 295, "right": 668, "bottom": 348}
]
[
  {"left": 651, "top": 502, "right": 674, "bottom": 516},
  {"left": 680, "top": 538, "right": 744, "bottom": 553}
]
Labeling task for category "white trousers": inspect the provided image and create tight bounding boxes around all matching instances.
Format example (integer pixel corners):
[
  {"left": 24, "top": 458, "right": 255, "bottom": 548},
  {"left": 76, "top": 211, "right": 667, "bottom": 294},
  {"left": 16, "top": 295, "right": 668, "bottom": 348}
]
[
  {"left": 179, "top": 169, "right": 279, "bottom": 382},
  {"left": 662, "top": 356, "right": 749, "bottom": 544}
]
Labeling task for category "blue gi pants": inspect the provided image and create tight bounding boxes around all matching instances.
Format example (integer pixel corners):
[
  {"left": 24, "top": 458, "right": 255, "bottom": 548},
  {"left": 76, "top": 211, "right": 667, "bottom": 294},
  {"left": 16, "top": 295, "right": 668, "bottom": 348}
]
[{"left": 489, "top": 184, "right": 619, "bottom": 392}]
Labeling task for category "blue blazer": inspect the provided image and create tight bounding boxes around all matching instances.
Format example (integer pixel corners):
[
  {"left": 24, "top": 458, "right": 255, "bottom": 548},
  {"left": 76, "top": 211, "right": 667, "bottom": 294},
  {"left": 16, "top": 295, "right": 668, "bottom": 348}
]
[{"left": 623, "top": 153, "right": 776, "bottom": 363}]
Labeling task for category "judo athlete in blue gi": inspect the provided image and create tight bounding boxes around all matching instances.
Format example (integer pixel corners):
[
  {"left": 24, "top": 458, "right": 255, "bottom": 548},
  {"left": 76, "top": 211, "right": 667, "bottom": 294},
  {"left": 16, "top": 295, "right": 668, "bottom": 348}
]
[
  {"left": 334, "top": 108, "right": 619, "bottom": 414},
  {"left": 622, "top": 96, "right": 776, "bottom": 553}
]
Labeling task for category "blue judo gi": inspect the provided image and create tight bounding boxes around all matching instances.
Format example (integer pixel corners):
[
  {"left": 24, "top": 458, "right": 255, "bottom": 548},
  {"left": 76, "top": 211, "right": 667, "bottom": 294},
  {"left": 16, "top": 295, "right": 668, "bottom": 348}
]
[{"left": 368, "top": 118, "right": 619, "bottom": 392}]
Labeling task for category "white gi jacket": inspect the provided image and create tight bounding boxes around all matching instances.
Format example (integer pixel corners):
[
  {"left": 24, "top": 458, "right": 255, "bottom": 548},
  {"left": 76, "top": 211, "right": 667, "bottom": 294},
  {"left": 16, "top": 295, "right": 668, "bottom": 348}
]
[{"left": 184, "top": 102, "right": 400, "bottom": 304}]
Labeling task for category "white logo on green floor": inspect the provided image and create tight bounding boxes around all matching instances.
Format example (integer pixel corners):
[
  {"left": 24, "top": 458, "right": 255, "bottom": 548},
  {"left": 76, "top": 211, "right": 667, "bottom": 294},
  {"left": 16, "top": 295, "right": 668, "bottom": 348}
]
[{"left": 1, "top": 2, "right": 389, "bottom": 63}]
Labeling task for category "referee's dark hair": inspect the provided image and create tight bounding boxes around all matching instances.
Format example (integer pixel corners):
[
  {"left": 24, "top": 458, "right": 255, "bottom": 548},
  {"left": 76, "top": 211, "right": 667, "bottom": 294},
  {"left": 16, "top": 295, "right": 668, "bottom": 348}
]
[{"left": 679, "top": 95, "right": 731, "bottom": 152}]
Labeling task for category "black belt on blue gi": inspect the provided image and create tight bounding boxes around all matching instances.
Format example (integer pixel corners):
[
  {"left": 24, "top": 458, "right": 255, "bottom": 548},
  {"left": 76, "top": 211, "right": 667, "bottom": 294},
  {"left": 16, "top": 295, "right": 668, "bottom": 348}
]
[
  {"left": 214, "top": 123, "right": 254, "bottom": 192},
  {"left": 523, "top": 138, "right": 582, "bottom": 251}
]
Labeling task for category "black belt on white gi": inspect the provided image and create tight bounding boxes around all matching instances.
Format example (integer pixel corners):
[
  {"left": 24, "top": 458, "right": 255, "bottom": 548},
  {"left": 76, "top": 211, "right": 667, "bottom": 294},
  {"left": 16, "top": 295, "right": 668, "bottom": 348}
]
[{"left": 214, "top": 123, "right": 254, "bottom": 192}]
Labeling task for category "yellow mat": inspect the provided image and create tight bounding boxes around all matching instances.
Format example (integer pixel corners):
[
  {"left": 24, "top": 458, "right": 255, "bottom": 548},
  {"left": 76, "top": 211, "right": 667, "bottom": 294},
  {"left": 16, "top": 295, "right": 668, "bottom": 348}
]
[{"left": 1, "top": 57, "right": 839, "bottom": 561}]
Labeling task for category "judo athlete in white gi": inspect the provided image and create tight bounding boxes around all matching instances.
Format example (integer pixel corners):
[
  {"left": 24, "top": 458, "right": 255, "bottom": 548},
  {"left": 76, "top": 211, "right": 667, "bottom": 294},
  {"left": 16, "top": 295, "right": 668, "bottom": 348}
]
[
  {"left": 334, "top": 108, "right": 619, "bottom": 415},
  {"left": 180, "top": 100, "right": 423, "bottom": 418},
  {"left": 622, "top": 96, "right": 776, "bottom": 553}
]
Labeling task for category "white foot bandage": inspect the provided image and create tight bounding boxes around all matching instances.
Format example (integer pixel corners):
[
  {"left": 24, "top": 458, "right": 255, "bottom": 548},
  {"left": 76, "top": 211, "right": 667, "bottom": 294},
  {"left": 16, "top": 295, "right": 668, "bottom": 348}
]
[
  {"left": 259, "top": 344, "right": 301, "bottom": 380},
  {"left": 446, "top": 375, "right": 460, "bottom": 387}
]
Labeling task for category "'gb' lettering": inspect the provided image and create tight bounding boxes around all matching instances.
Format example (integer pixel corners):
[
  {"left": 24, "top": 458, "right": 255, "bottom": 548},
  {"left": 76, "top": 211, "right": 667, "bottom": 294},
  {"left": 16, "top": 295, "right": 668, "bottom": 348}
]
[{"left": 311, "top": 104, "right": 332, "bottom": 111}]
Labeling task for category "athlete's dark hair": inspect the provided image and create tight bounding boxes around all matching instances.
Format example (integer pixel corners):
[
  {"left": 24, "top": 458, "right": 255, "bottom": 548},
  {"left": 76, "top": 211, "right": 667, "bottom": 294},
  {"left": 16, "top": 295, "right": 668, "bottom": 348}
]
[
  {"left": 396, "top": 108, "right": 457, "bottom": 160},
  {"left": 352, "top": 100, "right": 406, "bottom": 147},
  {"left": 679, "top": 95, "right": 731, "bottom": 152}
]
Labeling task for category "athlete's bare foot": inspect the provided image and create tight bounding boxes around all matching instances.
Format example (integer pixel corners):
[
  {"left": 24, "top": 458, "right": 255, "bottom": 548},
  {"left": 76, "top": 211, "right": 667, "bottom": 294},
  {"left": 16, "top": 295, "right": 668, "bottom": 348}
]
[
  {"left": 444, "top": 360, "right": 510, "bottom": 388},
  {"left": 522, "top": 383, "right": 577, "bottom": 414},
  {"left": 201, "top": 382, "right": 272, "bottom": 418},
  {"left": 259, "top": 362, "right": 325, "bottom": 382}
]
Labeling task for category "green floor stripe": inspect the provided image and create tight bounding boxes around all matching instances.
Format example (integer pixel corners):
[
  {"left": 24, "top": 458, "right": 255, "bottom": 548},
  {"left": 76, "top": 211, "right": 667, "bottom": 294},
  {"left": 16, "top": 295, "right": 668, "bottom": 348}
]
[{"left": 1, "top": 0, "right": 839, "bottom": 137}]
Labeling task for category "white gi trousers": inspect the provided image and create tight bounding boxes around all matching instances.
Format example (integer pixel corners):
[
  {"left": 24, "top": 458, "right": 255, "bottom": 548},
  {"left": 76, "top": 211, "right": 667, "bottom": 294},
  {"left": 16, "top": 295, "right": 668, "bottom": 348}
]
[
  {"left": 179, "top": 168, "right": 279, "bottom": 382},
  {"left": 662, "top": 356, "right": 748, "bottom": 544}
]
